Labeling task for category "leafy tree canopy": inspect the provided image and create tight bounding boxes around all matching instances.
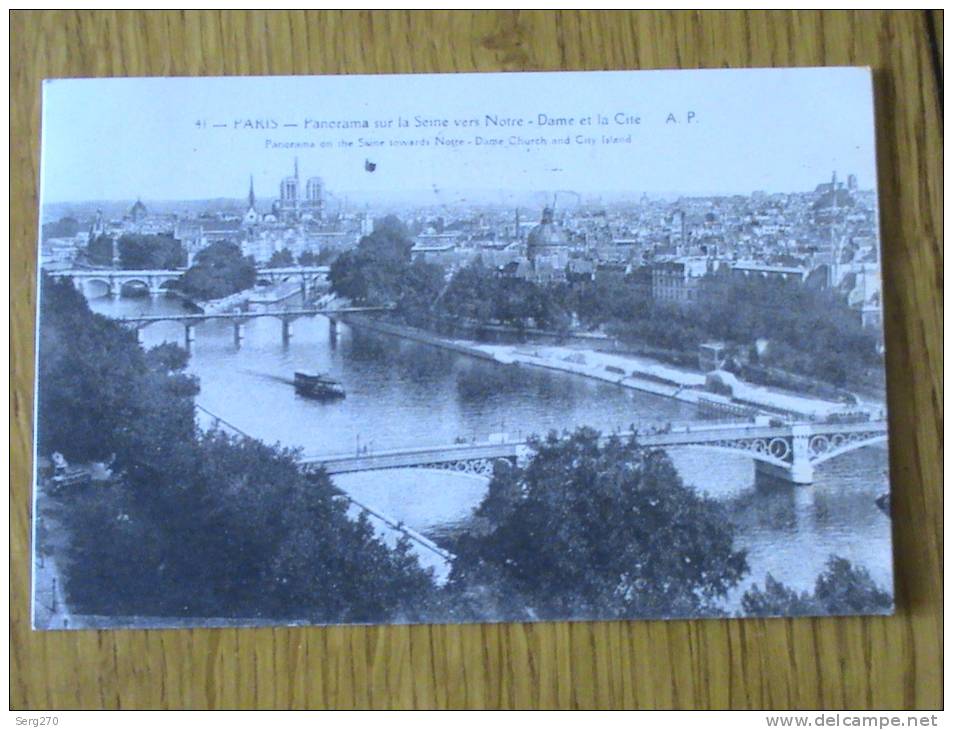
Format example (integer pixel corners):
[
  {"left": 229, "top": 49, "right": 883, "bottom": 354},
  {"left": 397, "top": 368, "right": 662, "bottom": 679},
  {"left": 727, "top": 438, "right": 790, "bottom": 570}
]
[
  {"left": 266, "top": 248, "right": 295, "bottom": 268},
  {"left": 85, "top": 234, "right": 116, "bottom": 267},
  {"left": 298, "top": 250, "right": 333, "bottom": 266},
  {"left": 37, "top": 273, "right": 442, "bottom": 622},
  {"left": 741, "top": 556, "right": 892, "bottom": 617},
  {"left": 328, "top": 216, "right": 422, "bottom": 304},
  {"left": 36, "top": 276, "right": 198, "bottom": 466},
  {"left": 42, "top": 216, "right": 81, "bottom": 241},
  {"left": 117, "top": 234, "right": 186, "bottom": 270},
  {"left": 436, "top": 261, "right": 571, "bottom": 332},
  {"left": 448, "top": 428, "right": 749, "bottom": 621},
  {"left": 179, "top": 241, "right": 257, "bottom": 301}
]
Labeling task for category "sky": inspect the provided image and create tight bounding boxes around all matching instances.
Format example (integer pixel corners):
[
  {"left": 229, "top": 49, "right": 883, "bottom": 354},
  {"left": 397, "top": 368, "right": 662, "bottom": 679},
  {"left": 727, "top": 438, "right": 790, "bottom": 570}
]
[{"left": 39, "top": 68, "right": 879, "bottom": 204}]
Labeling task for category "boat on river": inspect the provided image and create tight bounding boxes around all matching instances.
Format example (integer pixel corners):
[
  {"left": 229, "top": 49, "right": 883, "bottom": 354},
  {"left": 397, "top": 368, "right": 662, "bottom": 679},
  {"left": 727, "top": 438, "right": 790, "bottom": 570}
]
[{"left": 294, "top": 371, "right": 346, "bottom": 400}]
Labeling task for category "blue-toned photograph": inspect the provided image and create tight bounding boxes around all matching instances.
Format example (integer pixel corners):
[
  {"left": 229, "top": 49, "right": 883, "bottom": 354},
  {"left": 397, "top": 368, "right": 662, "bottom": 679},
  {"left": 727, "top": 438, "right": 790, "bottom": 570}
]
[{"left": 32, "top": 70, "right": 893, "bottom": 629}]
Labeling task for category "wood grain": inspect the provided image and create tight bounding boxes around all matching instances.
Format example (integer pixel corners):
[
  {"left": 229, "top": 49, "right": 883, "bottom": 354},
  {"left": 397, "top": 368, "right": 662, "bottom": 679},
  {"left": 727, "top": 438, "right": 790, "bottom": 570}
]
[{"left": 10, "top": 10, "right": 942, "bottom": 709}]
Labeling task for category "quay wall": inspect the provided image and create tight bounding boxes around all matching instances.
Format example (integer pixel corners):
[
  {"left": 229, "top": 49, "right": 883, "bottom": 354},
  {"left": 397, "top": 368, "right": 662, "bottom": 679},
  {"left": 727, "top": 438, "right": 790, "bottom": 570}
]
[{"left": 337, "top": 314, "right": 500, "bottom": 362}]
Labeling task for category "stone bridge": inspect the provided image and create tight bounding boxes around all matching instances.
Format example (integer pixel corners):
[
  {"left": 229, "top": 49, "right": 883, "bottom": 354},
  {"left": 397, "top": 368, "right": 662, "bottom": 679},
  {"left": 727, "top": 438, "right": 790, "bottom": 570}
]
[
  {"left": 252, "top": 266, "right": 330, "bottom": 298},
  {"left": 114, "top": 305, "right": 394, "bottom": 345},
  {"left": 53, "top": 268, "right": 185, "bottom": 298},
  {"left": 300, "top": 420, "right": 888, "bottom": 486}
]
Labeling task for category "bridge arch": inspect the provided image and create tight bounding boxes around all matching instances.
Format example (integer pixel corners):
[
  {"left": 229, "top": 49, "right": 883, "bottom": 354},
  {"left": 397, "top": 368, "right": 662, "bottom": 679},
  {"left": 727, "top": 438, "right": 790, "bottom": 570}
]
[
  {"left": 80, "top": 277, "right": 112, "bottom": 299},
  {"left": 808, "top": 433, "right": 888, "bottom": 467},
  {"left": 661, "top": 442, "right": 793, "bottom": 470},
  {"left": 119, "top": 279, "right": 151, "bottom": 297}
]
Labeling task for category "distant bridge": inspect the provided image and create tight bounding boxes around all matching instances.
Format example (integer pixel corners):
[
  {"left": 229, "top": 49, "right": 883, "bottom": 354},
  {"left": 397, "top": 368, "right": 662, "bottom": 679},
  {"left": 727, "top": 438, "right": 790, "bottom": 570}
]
[
  {"left": 113, "top": 305, "right": 392, "bottom": 326},
  {"left": 114, "top": 305, "right": 394, "bottom": 345},
  {"left": 301, "top": 420, "right": 888, "bottom": 485},
  {"left": 50, "top": 266, "right": 330, "bottom": 299}
]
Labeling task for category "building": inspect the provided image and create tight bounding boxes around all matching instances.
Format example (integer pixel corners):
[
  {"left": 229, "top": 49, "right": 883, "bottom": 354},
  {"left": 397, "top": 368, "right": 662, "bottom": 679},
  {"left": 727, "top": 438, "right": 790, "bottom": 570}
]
[
  {"left": 129, "top": 198, "right": 147, "bottom": 223},
  {"left": 278, "top": 159, "right": 300, "bottom": 220},
  {"left": 843, "top": 264, "right": 883, "bottom": 330},
  {"left": 730, "top": 261, "right": 809, "bottom": 283},
  {"left": 243, "top": 176, "right": 261, "bottom": 225},
  {"left": 273, "top": 158, "right": 325, "bottom": 223},
  {"left": 813, "top": 171, "right": 854, "bottom": 224},
  {"left": 698, "top": 341, "right": 728, "bottom": 372},
  {"left": 526, "top": 207, "right": 569, "bottom": 264},
  {"left": 651, "top": 257, "right": 709, "bottom": 303},
  {"left": 305, "top": 177, "right": 324, "bottom": 220},
  {"left": 525, "top": 206, "right": 570, "bottom": 281},
  {"left": 360, "top": 212, "right": 374, "bottom": 237}
]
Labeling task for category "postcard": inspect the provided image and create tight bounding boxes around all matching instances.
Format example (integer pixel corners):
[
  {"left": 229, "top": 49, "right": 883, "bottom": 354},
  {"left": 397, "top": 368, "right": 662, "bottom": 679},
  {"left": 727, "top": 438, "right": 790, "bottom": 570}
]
[{"left": 33, "top": 68, "right": 893, "bottom": 629}]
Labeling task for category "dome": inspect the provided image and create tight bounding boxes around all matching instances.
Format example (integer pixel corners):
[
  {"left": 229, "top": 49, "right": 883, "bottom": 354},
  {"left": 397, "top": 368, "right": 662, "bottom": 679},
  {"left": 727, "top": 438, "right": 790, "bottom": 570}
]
[
  {"left": 526, "top": 206, "right": 568, "bottom": 258},
  {"left": 129, "top": 198, "right": 147, "bottom": 221}
]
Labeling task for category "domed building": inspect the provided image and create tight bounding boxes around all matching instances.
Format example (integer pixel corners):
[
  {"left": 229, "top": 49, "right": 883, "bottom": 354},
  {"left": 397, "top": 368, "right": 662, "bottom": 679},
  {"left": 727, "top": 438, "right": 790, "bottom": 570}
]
[
  {"left": 129, "top": 198, "right": 148, "bottom": 223},
  {"left": 526, "top": 206, "right": 569, "bottom": 270}
]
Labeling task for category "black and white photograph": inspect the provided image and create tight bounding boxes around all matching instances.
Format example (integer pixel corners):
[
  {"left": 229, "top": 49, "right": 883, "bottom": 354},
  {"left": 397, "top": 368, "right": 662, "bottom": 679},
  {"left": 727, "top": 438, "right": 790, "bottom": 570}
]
[{"left": 32, "top": 68, "right": 894, "bottom": 630}]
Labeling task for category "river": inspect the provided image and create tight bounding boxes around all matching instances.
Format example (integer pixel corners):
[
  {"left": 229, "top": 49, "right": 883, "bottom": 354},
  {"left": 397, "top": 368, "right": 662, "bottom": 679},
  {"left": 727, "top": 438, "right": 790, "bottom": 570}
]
[{"left": 91, "top": 293, "right": 894, "bottom": 610}]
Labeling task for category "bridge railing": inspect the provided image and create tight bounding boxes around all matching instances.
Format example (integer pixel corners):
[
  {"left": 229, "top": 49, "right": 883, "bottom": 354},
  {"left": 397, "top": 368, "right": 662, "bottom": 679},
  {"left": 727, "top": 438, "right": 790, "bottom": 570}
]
[
  {"left": 300, "top": 417, "right": 769, "bottom": 463},
  {"left": 302, "top": 419, "right": 886, "bottom": 463},
  {"left": 195, "top": 404, "right": 254, "bottom": 440}
]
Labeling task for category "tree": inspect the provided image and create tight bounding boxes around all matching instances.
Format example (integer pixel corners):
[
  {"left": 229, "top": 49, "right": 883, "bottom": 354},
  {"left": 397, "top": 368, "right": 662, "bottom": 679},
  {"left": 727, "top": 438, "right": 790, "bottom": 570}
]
[
  {"left": 36, "top": 275, "right": 197, "bottom": 464},
  {"left": 267, "top": 249, "right": 295, "bottom": 267},
  {"left": 86, "top": 234, "right": 116, "bottom": 267},
  {"left": 295, "top": 247, "right": 340, "bottom": 267},
  {"left": 740, "top": 556, "right": 892, "bottom": 617},
  {"left": 36, "top": 277, "right": 127, "bottom": 460},
  {"left": 328, "top": 250, "right": 372, "bottom": 301},
  {"left": 268, "top": 470, "right": 441, "bottom": 623},
  {"left": 393, "top": 259, "right": 446, "bottom": 326},
  {"left": 328, "top": 216, "right": 415, "bottom": 303},
  {"left": 42, "top": 216, "right": 81, "bottom": 241},
  {"left": 437, "top": 261, "right": 571, "bottom": 331},
  {"left": 448, "top": 428, "right": 749, "bottom": 621},
  {"left": 739, "top": 574, "right": 817, "bottom": 617},
  {"left": 813, "top": 556, "right": 893, "bottom": 614},
  {"left": 363, "top": 215, "right": 414, "bottom": 264},
  {"left": 440, "top": 262, "right": 499, "bottom": 322},
  {"left": 63, "top": 430, "right": 442, "bottom": 621},
  {"left": 38, "top": 272, "right": 442, "bottom": 622},
  {"left": 178, "top": 241, "right": 257, "bottom": 301},
  {"left": 117, "top": 234, "right": 186, "bottom": 269}
]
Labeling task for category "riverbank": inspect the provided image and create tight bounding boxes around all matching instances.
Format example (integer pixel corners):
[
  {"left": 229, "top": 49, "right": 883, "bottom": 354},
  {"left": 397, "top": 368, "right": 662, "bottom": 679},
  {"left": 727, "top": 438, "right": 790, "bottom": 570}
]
[
  {"left": 247, "top": 280, "right": 305, "bottom": 306},
  {"left": 340, "top": 314, "right": 855, "bottom": 421},
  {"left": 186, "top": 282, "right": 299, "bottom": 314},
  {"left": 182, "top": 288, "right": 253, "bottom": 315}
]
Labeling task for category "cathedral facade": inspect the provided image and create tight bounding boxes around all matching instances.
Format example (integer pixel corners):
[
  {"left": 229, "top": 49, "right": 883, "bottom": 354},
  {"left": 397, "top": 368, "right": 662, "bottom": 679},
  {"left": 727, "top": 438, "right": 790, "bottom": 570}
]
[{"left": 241, "top": 157, "right": 325, "bottom": 227}]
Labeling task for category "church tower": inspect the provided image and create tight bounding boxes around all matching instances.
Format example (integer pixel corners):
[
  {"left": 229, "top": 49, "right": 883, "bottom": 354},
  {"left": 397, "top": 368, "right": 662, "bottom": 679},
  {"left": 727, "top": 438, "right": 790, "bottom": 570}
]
[
  {"left": 243, "top": 174, "right": 261, "bottom": 226},
  {"left": 279, "top": 157, "right": 300, "bottom": 222},
  {"left": 89, "top": 209, "right": 105, "bottom": 238}
]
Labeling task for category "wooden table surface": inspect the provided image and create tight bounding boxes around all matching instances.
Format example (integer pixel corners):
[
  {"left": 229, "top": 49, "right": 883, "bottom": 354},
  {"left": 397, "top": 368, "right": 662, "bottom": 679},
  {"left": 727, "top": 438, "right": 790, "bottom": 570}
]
[{"left": 10, "top": 10, "right": 942, "bottom": 710}]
